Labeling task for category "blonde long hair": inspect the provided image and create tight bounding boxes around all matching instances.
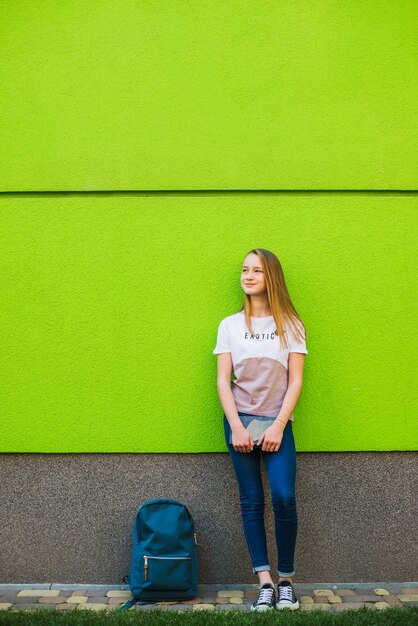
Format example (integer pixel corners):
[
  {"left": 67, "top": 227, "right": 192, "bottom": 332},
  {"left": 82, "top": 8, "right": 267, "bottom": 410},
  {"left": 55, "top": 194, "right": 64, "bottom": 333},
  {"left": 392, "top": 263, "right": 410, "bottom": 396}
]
[{"left": 239, "top": 248, "right": 307, "bottom": 351}]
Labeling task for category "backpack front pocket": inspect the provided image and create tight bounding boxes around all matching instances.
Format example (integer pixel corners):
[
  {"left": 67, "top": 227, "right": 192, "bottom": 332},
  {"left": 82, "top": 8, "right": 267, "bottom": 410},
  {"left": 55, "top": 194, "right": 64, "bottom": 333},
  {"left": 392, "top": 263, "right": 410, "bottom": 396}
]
[{"left": 143, "top": 553, "right": 192, "bottom": 591}]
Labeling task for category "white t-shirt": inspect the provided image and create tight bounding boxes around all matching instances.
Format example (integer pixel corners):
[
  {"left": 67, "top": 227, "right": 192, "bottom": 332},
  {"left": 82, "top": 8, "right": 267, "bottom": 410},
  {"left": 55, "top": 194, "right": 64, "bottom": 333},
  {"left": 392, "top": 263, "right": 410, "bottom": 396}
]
[{"left": 213, "top": 311, "right": 308, "bottom": 421}]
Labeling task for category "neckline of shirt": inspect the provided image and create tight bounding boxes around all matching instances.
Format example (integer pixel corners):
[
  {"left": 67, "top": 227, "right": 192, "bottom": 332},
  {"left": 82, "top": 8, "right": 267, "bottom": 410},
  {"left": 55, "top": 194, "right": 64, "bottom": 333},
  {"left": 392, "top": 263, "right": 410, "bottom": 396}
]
[{"left": 238, "top": 311, "right": 273, "bottom": 319}]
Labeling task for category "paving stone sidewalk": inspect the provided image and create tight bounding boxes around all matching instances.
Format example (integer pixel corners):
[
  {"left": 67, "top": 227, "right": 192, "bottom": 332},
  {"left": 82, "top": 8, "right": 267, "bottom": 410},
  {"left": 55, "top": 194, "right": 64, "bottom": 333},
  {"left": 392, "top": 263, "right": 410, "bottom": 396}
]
[{"left": 0, "top": 583, "right": 417, "bottom": 612}]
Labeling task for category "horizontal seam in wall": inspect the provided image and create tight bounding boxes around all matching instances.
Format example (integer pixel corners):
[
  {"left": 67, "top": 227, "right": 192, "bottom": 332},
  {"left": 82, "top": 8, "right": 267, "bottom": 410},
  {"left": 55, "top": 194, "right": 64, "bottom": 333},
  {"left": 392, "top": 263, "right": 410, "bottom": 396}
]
[{"left": 0, "top": 189, "right": 417, "bottom": 197}]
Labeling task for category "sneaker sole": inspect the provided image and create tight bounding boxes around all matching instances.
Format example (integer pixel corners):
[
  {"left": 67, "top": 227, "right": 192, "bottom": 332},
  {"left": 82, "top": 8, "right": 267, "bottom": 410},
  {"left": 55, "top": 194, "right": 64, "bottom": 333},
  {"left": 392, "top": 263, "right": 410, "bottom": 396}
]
[
  {"left": 276, "top": 600, "right": 300, "bottom": 610},
  {"left": 250, "top": 604, "right": 275, "bottom": 611}
]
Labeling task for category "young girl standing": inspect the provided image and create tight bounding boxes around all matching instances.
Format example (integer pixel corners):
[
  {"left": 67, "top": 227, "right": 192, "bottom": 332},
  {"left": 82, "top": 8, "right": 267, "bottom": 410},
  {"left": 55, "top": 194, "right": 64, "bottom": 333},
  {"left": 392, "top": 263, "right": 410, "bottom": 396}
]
[{"left": 213, "top": 248, "right": 308, "bottom": 611}]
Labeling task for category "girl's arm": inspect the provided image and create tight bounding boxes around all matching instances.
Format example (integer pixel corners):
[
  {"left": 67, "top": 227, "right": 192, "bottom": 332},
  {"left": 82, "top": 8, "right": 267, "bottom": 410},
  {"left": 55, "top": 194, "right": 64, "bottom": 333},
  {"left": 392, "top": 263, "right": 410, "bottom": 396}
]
[
  {"left": 273, "top": 352, "right": 306, "bottom": 431},
  {"left": 258, "top": 353, "right": 306, "bottom": 452},
  {"left": 216, "top": 352, "right": 246, "bottom": 432}
]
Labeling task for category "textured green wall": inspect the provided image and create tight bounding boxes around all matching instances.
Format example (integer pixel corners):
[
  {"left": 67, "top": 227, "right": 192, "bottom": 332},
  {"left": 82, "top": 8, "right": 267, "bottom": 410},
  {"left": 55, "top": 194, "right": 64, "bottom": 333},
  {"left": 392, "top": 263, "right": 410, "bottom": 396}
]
[
  {"left": 1, "top": 194, "right": 417, "bottom": 452},
  {"left": 0, "top": 0, "right": 417, "bottom": 191},
  {"left": 1, "top": 2, "right": 416, "bottom": 452}
]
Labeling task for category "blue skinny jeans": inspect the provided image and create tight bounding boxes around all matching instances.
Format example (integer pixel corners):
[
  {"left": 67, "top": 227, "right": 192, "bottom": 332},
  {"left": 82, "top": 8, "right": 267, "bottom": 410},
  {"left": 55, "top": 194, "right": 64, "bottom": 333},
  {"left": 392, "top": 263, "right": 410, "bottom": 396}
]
[{"left": 223, "top": 412, "right": 298, "bottom": 578}]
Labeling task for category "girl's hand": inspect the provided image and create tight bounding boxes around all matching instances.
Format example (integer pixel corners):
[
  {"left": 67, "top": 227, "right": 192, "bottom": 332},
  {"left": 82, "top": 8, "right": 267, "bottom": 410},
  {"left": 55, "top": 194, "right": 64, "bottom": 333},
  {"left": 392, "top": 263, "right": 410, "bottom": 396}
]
[
  {"left": 258, "top": 424, "right": 284, "bottom": 452},
  {"left": 231, "top": 428, "right": 254, "bottom": 453}
]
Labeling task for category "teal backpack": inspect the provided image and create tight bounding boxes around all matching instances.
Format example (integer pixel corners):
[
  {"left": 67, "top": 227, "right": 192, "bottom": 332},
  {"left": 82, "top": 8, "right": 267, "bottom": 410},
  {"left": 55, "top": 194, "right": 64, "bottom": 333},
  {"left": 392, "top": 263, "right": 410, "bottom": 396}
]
[{"left": 120, "top": 498, "right": 199, "bottom": 609}]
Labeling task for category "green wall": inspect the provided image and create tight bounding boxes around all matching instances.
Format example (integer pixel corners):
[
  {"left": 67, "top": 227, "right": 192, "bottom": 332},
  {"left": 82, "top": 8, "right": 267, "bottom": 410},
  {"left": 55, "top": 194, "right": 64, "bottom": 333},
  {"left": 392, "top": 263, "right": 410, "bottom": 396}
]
[
  {"left": 0, "top": 2, "right": 416, "bottom": 452},
  {"left": 1, "top": 194, "right": 416, "bottom": 452},
  {"left": 0, "top": 1, "right": 416, "bottom": 190}
]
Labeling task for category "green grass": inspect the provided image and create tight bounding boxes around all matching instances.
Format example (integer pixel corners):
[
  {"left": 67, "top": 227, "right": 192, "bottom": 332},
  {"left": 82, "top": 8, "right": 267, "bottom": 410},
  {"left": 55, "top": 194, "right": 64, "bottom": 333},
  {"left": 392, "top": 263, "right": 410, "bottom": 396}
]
[{"left": 0, "top": 606, "right": 416, "bottom": 625}]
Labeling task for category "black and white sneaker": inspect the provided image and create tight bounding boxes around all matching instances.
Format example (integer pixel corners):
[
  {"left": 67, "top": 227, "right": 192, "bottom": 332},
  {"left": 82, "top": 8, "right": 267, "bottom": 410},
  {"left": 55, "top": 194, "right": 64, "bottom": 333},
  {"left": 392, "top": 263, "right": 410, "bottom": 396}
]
[
  {"left": 276, "top": 580, "right": 299, "bottom": 610},
  {"left": 250, "top": 582, "right": 276, "bottom": 611}
]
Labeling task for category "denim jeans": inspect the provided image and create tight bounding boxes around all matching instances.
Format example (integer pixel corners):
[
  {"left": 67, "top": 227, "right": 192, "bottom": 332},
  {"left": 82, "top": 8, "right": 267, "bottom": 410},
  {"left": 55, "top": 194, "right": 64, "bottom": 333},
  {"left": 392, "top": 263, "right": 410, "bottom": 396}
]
[{"left": 223, "top": 412, "right": 298, "bottom": 577}]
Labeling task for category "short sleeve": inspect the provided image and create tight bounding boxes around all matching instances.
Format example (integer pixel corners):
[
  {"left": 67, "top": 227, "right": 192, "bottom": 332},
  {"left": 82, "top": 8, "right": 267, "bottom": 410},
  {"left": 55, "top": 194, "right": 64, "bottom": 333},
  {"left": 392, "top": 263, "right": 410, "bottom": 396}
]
[
  {"left": 212, "top": 319, "right": 231, "bottom": 354},
  {"left": 287, "top": 322, "right": 308, "bottom": 355}
]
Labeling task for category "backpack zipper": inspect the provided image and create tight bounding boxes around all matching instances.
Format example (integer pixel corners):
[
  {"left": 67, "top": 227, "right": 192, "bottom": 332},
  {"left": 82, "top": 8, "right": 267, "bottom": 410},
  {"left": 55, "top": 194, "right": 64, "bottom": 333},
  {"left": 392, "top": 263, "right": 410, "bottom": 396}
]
[{"left": 143, "top": 554, "right": 191, "bottom": 582}]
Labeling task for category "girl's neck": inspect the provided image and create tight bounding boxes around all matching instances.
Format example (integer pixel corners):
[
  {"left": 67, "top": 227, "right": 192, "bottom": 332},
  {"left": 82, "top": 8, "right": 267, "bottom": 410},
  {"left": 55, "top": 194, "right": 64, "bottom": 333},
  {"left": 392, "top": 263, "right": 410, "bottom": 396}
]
[{"left": 248, "top": 298, "right": 272, "bottom": 318}]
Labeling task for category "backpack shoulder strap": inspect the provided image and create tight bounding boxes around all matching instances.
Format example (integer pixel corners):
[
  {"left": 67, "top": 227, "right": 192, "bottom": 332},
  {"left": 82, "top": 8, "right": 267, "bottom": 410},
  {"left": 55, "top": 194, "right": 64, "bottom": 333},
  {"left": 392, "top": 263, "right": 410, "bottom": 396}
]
[
  {"left": 118, "top": 598, "right": 158, "bottom": 610},
  {"left": 118, "top": 598, "right": 138, "bottom": 610}
]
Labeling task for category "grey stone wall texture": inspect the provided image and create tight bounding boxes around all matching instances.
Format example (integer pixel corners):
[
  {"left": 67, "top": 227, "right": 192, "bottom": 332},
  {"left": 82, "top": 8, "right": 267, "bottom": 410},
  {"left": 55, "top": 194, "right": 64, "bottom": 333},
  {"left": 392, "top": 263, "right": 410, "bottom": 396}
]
[{"left": 0, "top": 452, "right": 417, "bottom": 584}]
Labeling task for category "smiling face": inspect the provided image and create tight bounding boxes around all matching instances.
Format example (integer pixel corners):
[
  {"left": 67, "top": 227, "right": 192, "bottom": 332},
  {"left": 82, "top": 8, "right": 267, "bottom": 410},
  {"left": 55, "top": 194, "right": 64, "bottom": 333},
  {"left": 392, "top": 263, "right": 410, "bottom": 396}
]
[{"left": 241, "top": 253, "right": 267, "bottom": 295}]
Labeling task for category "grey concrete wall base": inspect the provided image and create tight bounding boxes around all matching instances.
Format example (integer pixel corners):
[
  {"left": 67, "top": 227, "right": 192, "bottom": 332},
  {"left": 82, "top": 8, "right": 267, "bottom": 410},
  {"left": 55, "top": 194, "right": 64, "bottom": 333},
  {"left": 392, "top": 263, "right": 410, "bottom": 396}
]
[
  {"left": 0, "top": 452, "right": 417, "bottom": 583},
  {"left": 1, "top": 582, "right": 418, "bottom": 591}
]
